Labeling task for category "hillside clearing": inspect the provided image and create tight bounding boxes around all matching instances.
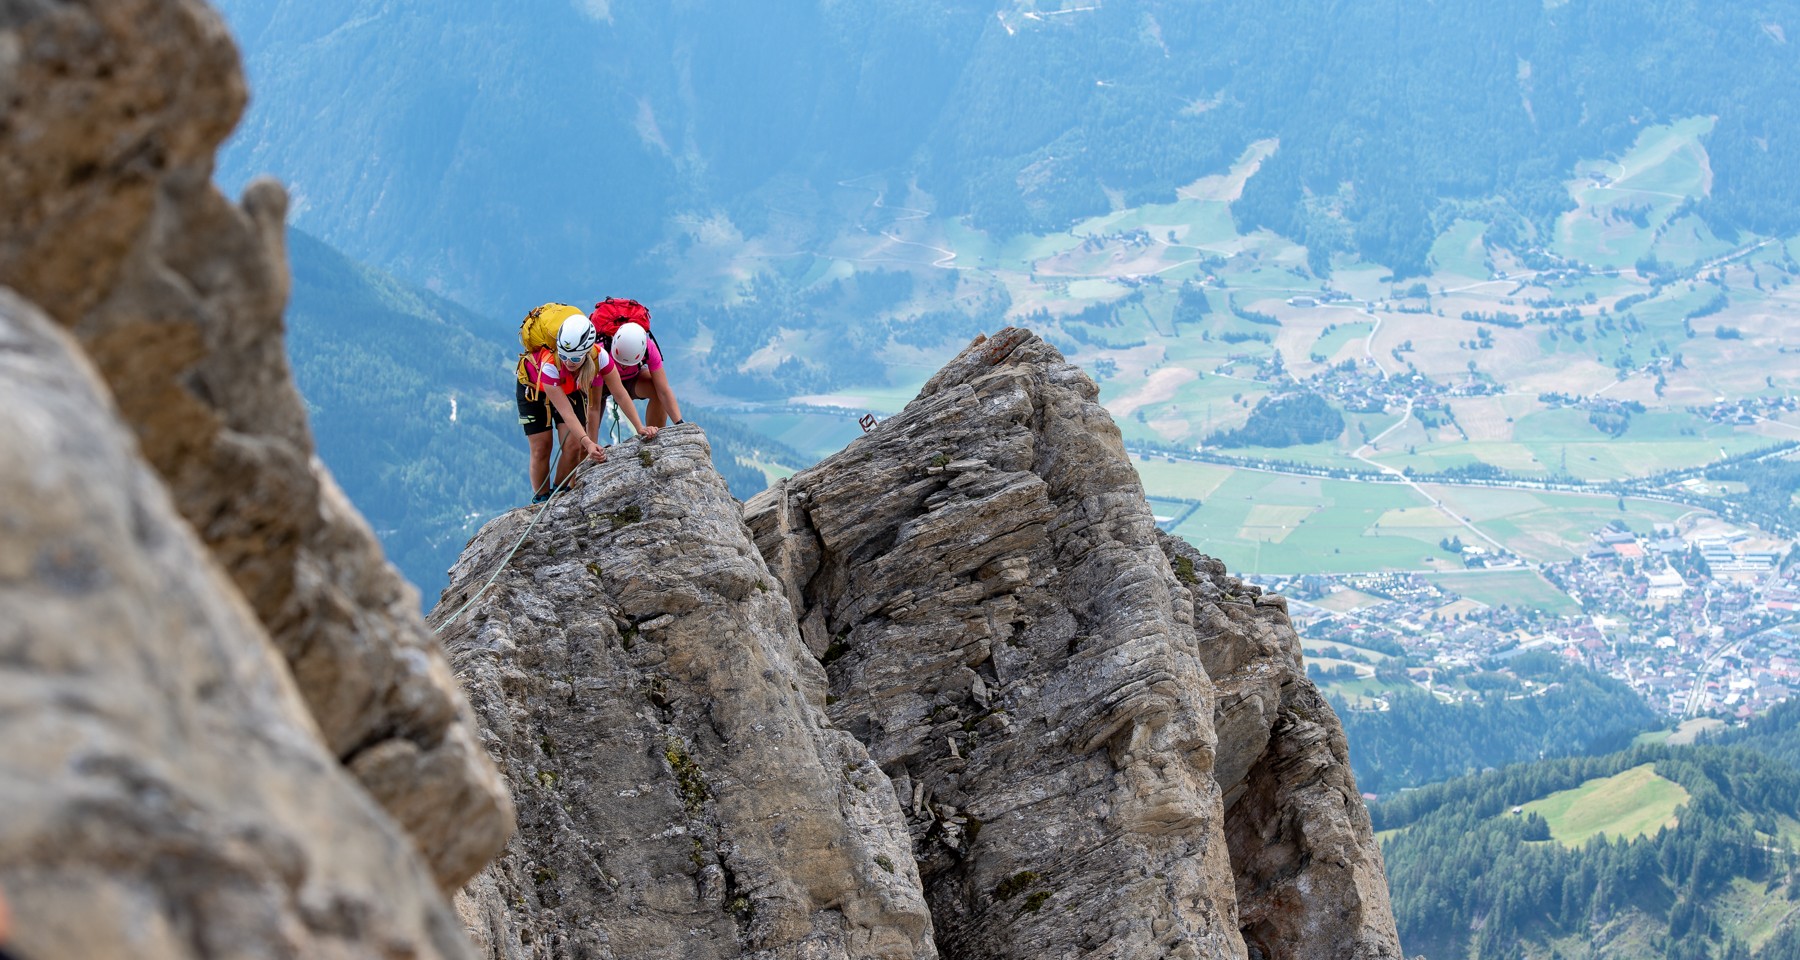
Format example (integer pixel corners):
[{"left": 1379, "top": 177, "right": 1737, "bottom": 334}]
[{"left": 1518, "top": 763, "right": 1689, "bottom": 847}]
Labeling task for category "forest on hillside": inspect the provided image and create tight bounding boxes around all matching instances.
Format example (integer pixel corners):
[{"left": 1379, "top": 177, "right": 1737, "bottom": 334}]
[
  {"left": 1332, "top": 654, "right": 1658, "bottom": 794},
  {"left": 1378, "top": 723, "right": 1800, "bottom": 959}
]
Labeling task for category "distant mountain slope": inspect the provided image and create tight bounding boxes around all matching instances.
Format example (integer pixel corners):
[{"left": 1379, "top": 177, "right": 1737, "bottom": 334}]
[
  {"left": 284, "top": 228, "right": 524, "bottom": 602},
  {"left": 283, "top": 229, "right": 803, "bottom": 601},
  {"left": 218, "top": 1, "right": 1800, "bottom": 306}
]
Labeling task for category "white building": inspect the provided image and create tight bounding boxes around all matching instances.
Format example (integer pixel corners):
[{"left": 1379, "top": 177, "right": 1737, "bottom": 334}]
[{"left": 1647, "top": 567, "right": 1688, "bottom": 601}]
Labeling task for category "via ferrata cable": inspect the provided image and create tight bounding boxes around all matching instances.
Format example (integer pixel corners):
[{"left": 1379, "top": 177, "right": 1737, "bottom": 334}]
[{"left": 430, "top": 435, "right": 595, "bottom": 636}]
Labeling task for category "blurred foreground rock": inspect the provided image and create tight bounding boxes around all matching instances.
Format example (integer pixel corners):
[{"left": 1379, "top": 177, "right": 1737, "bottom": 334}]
[
  {"left": 0, "top": 298, "right": 471, "bottom": 959},
  {"left": 0, "top": 0, "right": 512, "bottom": 891}
]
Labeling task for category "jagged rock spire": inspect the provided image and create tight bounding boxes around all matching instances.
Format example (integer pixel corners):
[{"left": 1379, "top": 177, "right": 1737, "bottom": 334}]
[{"left": 748, "top": 328, "right": 1400, "bottom": 959}]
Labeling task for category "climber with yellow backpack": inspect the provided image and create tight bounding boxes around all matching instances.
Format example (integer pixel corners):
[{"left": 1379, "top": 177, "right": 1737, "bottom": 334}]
[{"left": 516, "top": 303, "right": 657, "bottom": 503}]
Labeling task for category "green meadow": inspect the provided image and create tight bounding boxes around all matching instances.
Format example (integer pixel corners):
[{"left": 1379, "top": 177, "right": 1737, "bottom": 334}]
[
  {"left": 1170, "top": 471, "right": 1466, "bottom": 575},
  {"left": 1424, "top": 569, "right": 1581, "bottom": 615},
  {"left": 1424, "top": 486, "right": 1693, "bottom": 563},
  {"left": 1517, "top": 763, "right": 1689, "bottom": 847}
]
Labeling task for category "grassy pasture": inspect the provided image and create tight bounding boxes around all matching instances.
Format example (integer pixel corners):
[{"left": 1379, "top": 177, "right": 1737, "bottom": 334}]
[
  {"left": 1308, "top": 588, "right": 1388, "bottom": 613},
  {"left": 726, "top": 411, "right": 865, "bottom": 462},
  {"left": 1115, "top": 374, "right": 1271, "bottom": 446},
  {"left": 1423, "top": 569, "right": 1580, "bottom": 615},
  {"left": 1555, "top": 117, "right": 1715, "bottom": 267},
  {"left": 1422, "top": 485, "right": 1693, "bottom": 562},
  {"left": 1323, "top": 673, "right": 1417, "bottom": 707},
  {"left": 1128, "top": 455, "right": 1235, "bottom": 501},
  {"left": 1666, "top": 717, "right": 1727, "bottom": 746},
  {"left": 1134, "top": 460, "right": 1718, "bottom": 575},
  {"left": 1171, "top": 470, "right": 1466, "bottom": 574},
  {"left": 1518, "top": 763, "right": 1689, "bottom": 847},
  {"left": 1366, "top": 409, "right": 1775, "bottom": 482},
  {"left": 1311, "top": 321, "right": 1375, "bottom": 362},
  {"left": 1632, "top": 718, "right": 1729, "bottom": 748},
  {"left": 1428, "top": 219, "right": 1491, "bottom": 280}
]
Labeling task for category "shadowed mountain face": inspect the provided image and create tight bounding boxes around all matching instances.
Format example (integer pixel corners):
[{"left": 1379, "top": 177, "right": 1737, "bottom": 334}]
[
  {"left": 219, "top": 0, "right": 1800, "bottom": 304},
  {"left": 441, "top": 329, "right": 1401, "bottom": 959}
]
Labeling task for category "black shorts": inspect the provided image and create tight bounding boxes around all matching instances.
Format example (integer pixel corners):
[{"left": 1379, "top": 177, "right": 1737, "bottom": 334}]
[{"left": 516, "top": 382, "right": 588, "bottom": 436}]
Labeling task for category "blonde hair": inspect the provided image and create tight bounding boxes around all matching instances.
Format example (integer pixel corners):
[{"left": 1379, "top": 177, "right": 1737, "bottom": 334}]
[{"left": 573, "top": 351, "right": 599, "bottom": 391}]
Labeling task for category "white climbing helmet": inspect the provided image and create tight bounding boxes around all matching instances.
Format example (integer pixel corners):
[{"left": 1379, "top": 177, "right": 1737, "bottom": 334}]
[
  {"left": 611, "top": 322, "right": 649, "bottom": 367},
  {"left": 557, "top": 315, "right": 597, "bottom": 367}
]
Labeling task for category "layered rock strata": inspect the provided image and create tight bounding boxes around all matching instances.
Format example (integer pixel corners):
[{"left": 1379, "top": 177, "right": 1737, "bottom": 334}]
[
  {"left": 439, "top": 427, "right": 937, "bottom": 960},
  {"left": 0, "top": 296, "right": 471, "bottom": 959},
  {"left": 746, "top": 329, "right": 1402, "bottom": 960},
  {"left": 0, "top": 0, "right": 511, "bottom": 889},
  {"left": 1154, "top": 534, "right": 1401, "bottom": 960}
]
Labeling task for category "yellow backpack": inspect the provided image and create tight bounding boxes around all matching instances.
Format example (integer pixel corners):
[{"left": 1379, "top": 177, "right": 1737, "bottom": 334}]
[{"left": 516, "top": 303, "right": 587, "bottom": 387}]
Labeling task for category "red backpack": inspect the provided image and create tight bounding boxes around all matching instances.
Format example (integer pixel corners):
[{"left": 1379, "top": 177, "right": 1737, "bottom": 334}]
[{"left": 590, "top": 298, "right": 652, "bottom": 341}]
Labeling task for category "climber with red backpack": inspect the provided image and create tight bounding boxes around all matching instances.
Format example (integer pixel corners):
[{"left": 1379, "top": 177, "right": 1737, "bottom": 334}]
[
  {"left": 517, "top": 303, "right": 658, "bottom": 503},
  {"left": 590, "top": 298, "right": 685, "bottom": 431}
]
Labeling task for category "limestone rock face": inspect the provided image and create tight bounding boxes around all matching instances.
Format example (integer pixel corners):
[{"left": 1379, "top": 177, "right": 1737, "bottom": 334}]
[
  {"left": 746, "top": 329, "right": 1402, "bottom": 960},
  {"left": 0, "top": 296, "right": 471, "bottom": 959},
  {"left": 439, "top": 427, "right": 937, "bottom": 960},
  {"left": 0, "top": 0, "right": 512, "bottom": 890},
  {"left": 1154, "top": 535, "right": 1401, "bottom": 960}
]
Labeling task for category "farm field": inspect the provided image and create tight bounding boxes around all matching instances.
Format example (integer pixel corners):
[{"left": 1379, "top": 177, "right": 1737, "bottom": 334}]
[
  {"left": 1307, "top": 587, "right": 1388, "bottom": 613},
  {"left": 724, "top": 411, "right": 867, "bottom": 463},
  {"left": 1124, "top": 458, "right": 1721, "bottom": 576},
  {"left": 1320, "top": 674, "right": 1415, "bottom": 708},
  {"left": 1128, "top": 455, "right": 1236, "bottom": 502},
  {"left": 1517, "top": 763, "right": 1690, "bottom": 847},
  {"left": 1634, "top": 717, "right": 1728, "bottom": 747},
  {"left": 1170, "top": 470, "right": 1467, "bottom": 575},
  {"left": 1422, "top": 485, "right": 1696, "bottom": 562},
  {"left": 1423, "top": 569, "right": 1580, "bottom": 615}
]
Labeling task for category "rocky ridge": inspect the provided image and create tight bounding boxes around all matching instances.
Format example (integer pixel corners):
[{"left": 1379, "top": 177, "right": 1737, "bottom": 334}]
[
  {"left": 450, "top": 329, "right": 1402, "bottom": 959},
  {"left": 439, "top": 429, "right": 935, "bottom": 959}
]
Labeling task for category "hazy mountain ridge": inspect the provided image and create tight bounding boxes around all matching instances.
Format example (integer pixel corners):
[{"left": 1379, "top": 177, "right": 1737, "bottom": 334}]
[{"left": 217, "top": 0, "right": 1800, "bottom": 310}]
